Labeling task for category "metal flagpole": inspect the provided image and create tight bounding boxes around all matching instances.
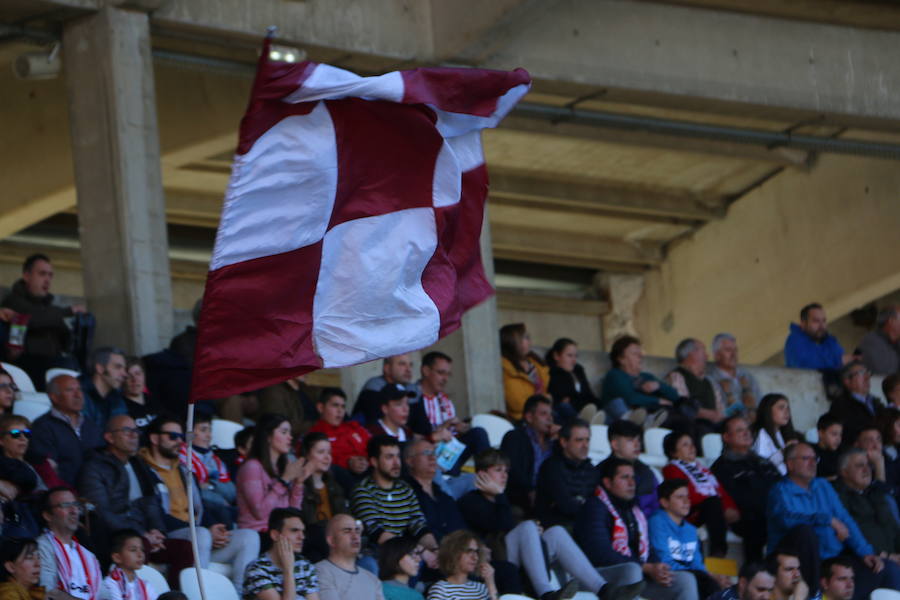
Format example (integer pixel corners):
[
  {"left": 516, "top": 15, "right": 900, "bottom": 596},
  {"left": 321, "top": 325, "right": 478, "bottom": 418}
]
[{"left": 185, "top": 403, "right": 208, "bottom": 600}]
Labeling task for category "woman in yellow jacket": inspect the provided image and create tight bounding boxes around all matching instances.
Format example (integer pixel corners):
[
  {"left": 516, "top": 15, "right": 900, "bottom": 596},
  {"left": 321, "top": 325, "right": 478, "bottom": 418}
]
[
  {"left": 0, "top": 538, "right": 45, "bottom": 600},
  {"left": 500, "top": 323, "right": 550, "bottom": 421}
]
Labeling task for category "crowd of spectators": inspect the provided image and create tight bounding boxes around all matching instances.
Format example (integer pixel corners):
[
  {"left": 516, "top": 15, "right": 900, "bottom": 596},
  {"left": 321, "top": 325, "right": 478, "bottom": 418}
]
[{"left": 2, "top": 253, "right": 900, "bottom": 600}]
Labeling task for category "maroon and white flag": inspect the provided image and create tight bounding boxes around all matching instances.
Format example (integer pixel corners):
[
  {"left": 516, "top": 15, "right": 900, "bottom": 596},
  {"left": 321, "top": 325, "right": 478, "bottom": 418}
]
[{"left": 191, "top": 40, "right": 530, "bottom": 401}]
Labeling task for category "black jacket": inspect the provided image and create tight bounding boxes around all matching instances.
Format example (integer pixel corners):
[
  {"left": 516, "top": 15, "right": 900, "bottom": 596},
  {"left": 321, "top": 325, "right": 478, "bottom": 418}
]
[
  {"left": 829, "top": 391, "right": 885, "bottom": 448},
  {"left": 547, "top": 364, "right": 598, "bottom": 411},
  {"left": 405, "top": 476, "right": 467, "bottom": 541},
  {"left": 1, "top": 280, "right": 72, "bottom": 358},
  {"left": 500, "top": 425, "right": 538, "bottom": 512},
  {"left": 535, "top": 448, "right": 598, "bottom": 528},
  {"left": 710, "top": 450, "right": 781, "bottom": 519},
  {"left": 28, "top": 411, "right": 103, "bottom": 487}
]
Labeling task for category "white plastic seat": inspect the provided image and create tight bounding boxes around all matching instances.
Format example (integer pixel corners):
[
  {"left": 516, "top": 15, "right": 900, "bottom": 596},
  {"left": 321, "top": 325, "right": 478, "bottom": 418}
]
[
  {"left": 643, "top": 427, "right": 671, "bottom": 459},
  {"left": 13, "top": 400, "right": 49, "bottom": 422},
  {"left": 702, "top": 433, "right": 723, "bottom": 460},
  {"left": 46, "top": 368, "right": 80, "bottom": 386},
  {"left": 136, "top": 565, "right": 170, "bottom": 594},
  {"left": 805, "top": 427, "right": 819, "bottom": 443},
  {"left": 211, "top": 418, "right": 244, "bottom": 450},
  {"left": 19, "top": 391, "right": 50, "bottom": 406},
  {"left": 471, "top": 413, "right": 514, "bottom": 448},
  {"left": 1, "top": 362, "right": 35, "bottom": 393},
  {"left": 871, "top": 589, "right": 900, "bottom": 600},
  {"left": 179, "top": 568, "right": 238, "bottom": 600},
  {"left": 588, "top": 424, "right": 611, "bottom": 465},
  {"left": 208, "top": 561, "right": 233, "bottom": 578},
  {"left": 639, "top": 453, "right": 668, "bottom": 468}
]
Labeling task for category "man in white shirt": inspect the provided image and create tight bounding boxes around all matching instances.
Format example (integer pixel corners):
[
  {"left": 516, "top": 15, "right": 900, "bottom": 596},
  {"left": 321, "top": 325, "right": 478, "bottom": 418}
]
[
  {"left": 315, "top": 514, "right": 383, "bottom": 600},
  {"left": 38, "top": 487, "right": 103, "bottom": 600}
]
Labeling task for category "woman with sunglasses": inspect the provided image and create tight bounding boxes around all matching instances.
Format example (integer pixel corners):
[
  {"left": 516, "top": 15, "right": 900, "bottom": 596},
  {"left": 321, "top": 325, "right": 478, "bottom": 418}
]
[
  {"left": 0, "top": 370, "right": 16, "bottom": 416},
  {"left": 0, "top": 415, "right": 66, "bottom": 495},
  {"left": 379, "top": 537, "right": 425, "bottom": 600},
  {"left": 427, "top": 530, "right": 497, "bottom": 600}
]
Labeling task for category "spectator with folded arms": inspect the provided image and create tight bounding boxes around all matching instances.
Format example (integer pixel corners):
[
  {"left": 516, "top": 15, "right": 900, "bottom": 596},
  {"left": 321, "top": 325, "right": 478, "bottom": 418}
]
[{"left": 600, "top": 335, "right": 676, "bottom": 427}]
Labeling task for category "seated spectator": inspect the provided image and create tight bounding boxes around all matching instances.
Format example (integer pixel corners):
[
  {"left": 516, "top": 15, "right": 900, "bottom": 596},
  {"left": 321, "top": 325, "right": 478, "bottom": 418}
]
[
  {"left": 1, "top": 253, "right": 84, "bottom": 390},
  {"left": 29, "top": 374, "right": 103, "bottom": 487},
  {"left": 458, "top": 448, "right": 631, "bottom": 600},
  {"left": 122, "top": 358, "right": 160, "bottom": 434},
  {"left": 37, "top": 487, "right": 103, "bottom": 600},
  {"left": 0, "top": 537, "right": 44, "bottom": 600},
  {"left": 350, "top": 436, "right": 438, "bottom": 558},
  {"left": 535, "top": 418, "right": 597, "bottom": 529},
  {"left": 98, "top": 529, "right": 159, "bottom": 600},
  {"left": 427, "top": 530, "right": 497, "bottom": 600},
  {"left": 751, "top": 393, "right": 799, "bottom": 476},
  {"left": 499, "top": 395, "right": 557, "bottom": 514},
  {"left": 884, "top": 373, "right": 900, "bottom": 410},
  {"left": 257, "top": 377, "right": 317, "bottom": 438},
  {"left": 830, "top": 361, "right": 885, "bottom": 447},
  {"left": 79, "top": 415, "right": 193, "bottom": 584},
  {"left": 545, "top": 338, "right": 597, "bottom": 420},
  {"left": 178, "top": 413, "right": 236, "bottom": 522},
  {"left": 878, "top": 410, "right": 900, "bottom": 499},
  {"left": 665, "top": 338, "right": 725, "bottom": 437},
  {"left": 315, "top": 514, "right": 381, "bottom": 600},
  {"left": 0, "top": 414, "right": 65, "bottom": 494},
  {"left": 707, "top": 562, "right": 775, "bottom": 600},
  {"left": 712, "top": 415, "right": 782, "bottom": 562},
  {"left": 499, "top": 323, "right": 549, "bottom": 421},
  {"left": 832, "top": 448, "right": 900, "bottom": 562},
  {"left": 378, "top": 537, "right": 425, "bottom": 600},
  {"left": 811, "top": 557, "right": 855, "bottom": 600},
  {"left": 662, "top": 431, "right": 738, "bottom": 558},
  {"left": 298, "top": 433, "right": 348, "bottom": 563},
  {"left": 600, "top": 335, "right": 676, "bottom": 427},
  {"left": 237, "top": 414, "right": 307, "bottom": 532},
  {"left": 80, "top": 347, "right": 127, "bottom": 432},
  {"left": 766, "top": 442, "right": 899, "bottom": 596},
  {"left": 218, "top": 426, "right": 253, "bottom": 478},
  {"left": 854, "top": 427, "right": 888, "bottom": 485},
  {"left": 356, "top": 354, "right": 416, "bottom": 425},
  {"left": 0, "top": 457, "right": 41, "bottom": 538},
  {"left": 409, "top": 352, "right": 490, "bottom": 475},
  {"left": 859, "top": 306, "right": 900, "bottom": 376},
  {"left": 814, "top": 414, "right": 843, "bottom": 481},
  {"left": 368, "top": 386, "right": 416, "bottom": 444},
  {"left": 709, "top": 333, "right": 760, "bottom": 419},
  {"left": 598, "top": 420, "right": 660, "bottom": 518},
  {"left": 784, "top": 303, "right": 848, "bottom": 371},
  {"left": 0, "top": 369, "right": 16, "bottom": 417},
  {"left": 242, "top": 507, "right": 320, "bottom": 600},
  {"left": 404, "top": 439, "right": 466, "bottom": 542},
  {"left": 308, "top": 389, "right": 371, "bottom": 477},
  {"left": 648, "top": 479, "right": 724, "bottom": 599},
  {"left": 138, "top": 416, "right": 259, "bottom": 591},
  {"left": 766, "top": 549, "right": 807, "bottom": 600},
  {"left": 574, "top": 458, "right": 695, "bottom": 600}
]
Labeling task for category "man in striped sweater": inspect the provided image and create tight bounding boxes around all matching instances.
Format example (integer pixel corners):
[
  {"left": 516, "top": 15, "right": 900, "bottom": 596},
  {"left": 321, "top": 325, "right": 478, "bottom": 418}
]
[{"left": 350, "top": 435, "right": 440, "bottom": 562}]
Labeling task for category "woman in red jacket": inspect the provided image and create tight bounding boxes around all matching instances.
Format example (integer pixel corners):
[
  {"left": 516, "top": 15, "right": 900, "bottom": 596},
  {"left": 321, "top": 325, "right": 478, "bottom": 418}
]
[{"left": 661, "top": 431, "right": 739, "bottom": 558}]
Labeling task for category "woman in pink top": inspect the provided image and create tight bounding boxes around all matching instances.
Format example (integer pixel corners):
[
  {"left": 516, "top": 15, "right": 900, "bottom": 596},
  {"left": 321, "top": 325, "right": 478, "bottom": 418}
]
[{"left": 236, "top": 413, "right": 311, "bottom": 531}]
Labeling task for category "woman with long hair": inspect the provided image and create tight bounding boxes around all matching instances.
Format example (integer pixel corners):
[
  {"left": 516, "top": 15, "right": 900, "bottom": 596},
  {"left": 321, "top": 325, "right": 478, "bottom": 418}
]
[
  {"left": 236, "top": 413, "right": 311, "bottom": 532},
  {"left": 0, "top": 538, "right": 43, "bottom": 600},
  {"left": 298, "top": 432, "right": 348, "bottom": 562},
  {"left": 751, "top": 393, "right": 798, "bottom": 475},
  {"left": 499, "top": 324, "right": 549, "bottom": 421},
  {"left": 427, "top": 530, "right": 497, "bottom": 600},
  {"left": 379, "top": 537, "right": 425, "bottom": 600},
  {"left": 545, "top": 338, "right": 597, "bottom": 420}
]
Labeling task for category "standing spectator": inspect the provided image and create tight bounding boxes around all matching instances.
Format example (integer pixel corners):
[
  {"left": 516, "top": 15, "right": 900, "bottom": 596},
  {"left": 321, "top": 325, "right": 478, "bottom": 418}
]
[
  {"left": 709, "top": 333, "right": 760, "bottom": 418},
  {"left": 427, "top": 530, "right": 497, "bottom": 600},
  {"left": 535, "top": 419, "right": 597, "bottom": 529},
  {"left": 122, "top": 358, "right": 160, "bottom": 434},
  {"left": 242, "top": 507, "right": 320, "bottom": 600},
  {"left": 1, "top": 254, "right": 85, "bottom": 389},
  {"left": 237, "top": 413, "right": 308, "bottom": 532},
  {"left": 858, "top": 306, "right": 900, "bottom": 376},
  {"left": 600, "top": 335, "right": 676, "bottom": 427},
  {"left": 665, "top": 338, "right": 725, "bottom": 436},
  {"left": 29, "top": 374, "right": 103, "bottom": 487},
  {"left": 712, "top": 416, "right": 782, "bottom": 562},
  {"left": 500, "top": 323, "right": 549, "bottom": 421},
  {"left": 37, "top": 487, "right": 103, "bottom": 600},
  {"left": 766, "top": 549, "right": 808, "bottom": 600},
  {"left": 751, "top": 393, "right": 799, "bottom": 476},
  {"left": 707, "top": 562, "right": 775, "bottom": 600},
  {"left": 499, "top": 395, "right": 557, "bottom": 514},
  {"left": 98, "top": 529, "right": 160, "bottom": 600},
  {"left": 598, "top": 420, "right": 660, "bottom": 518},
  {"left": 378, "top": 537, "right": 425, "bottom": 600},
  {"left": 784, "top": 303, "right": 848, "bottom": 370},
  {"left": 545, "top": 338, "right": 597, "bottom": 419},
  {"left": 308, "top": 389, "right": 371, "bottom": 477},
  {"left": 0, "top": 369, "right": 16, "bottom": 417},
  {"left": 814, "top": 414, "right": 843, "bottom": 481},
  {"left": 315, "top": 514, "right": 383, "bottom": 600},
  {"left": 0, "top": 537, "right": 45, "bottom": 600},
  {"left": 80, "top": 348, "right": 127, "bottom": 433},
  {"left": 298, "top": 433, "right": 348, "bottom": 563},
  {"left": 829, "top": 361, "right": 884, "bottom": 447},
  {"left": 662, "top": 431, "right": 738, "bottom": 558}
]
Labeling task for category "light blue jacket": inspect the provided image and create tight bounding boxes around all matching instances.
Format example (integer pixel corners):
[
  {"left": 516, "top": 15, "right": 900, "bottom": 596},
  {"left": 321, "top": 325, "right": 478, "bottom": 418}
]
[{"left": 648, "top": 510, "right": 705, "bottom": 571}]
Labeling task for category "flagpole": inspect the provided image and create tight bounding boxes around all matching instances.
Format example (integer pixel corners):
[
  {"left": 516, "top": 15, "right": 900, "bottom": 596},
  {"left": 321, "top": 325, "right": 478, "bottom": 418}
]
[{"left": 185, "top": 402, "right": 208, "bottom": 600}]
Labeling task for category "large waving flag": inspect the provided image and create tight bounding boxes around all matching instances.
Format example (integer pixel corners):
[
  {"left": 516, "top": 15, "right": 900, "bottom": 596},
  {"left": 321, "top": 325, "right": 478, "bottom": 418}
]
[{"left": 191, "top": 39, "right": 530, "bottom": 401}]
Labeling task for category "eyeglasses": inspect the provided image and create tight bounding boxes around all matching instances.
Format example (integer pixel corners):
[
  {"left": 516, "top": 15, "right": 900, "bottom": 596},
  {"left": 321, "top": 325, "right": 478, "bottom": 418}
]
[
  {"left": 0, "top": 383, "right": 19, "bottom": 392},
  {"left": 52, "top": 501, "right": 83, "bottom": 511},
  {"left": 161, "top": 431, "right": 185, "bottom": 441},
  {"left": 415, "top": 450, "right": 436, "bottom": 457},
  {"left": 111, "top": 427, "right": 140, "bottom": 435},
  {"left": 0, "top": 429, "right": 31, "bottom": 439}
]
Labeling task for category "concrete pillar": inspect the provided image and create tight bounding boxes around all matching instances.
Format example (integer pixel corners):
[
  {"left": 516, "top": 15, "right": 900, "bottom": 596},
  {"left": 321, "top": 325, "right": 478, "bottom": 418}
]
[
  {"left": 597, "top": 272, "right": 645, "bottom": 350},
  {"left": 63, "top": 5, "right": 174, "bottom": 355}
]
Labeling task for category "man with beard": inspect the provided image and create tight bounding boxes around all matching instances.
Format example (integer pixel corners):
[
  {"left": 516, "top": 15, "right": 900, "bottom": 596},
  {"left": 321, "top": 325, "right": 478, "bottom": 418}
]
[
  {"left": 811, "top": 558, "right": 855, "bottom": 600},
  {"left": 315, "top": 514, "right": 382, "bottom": 600},
  {"left": 707, "top": 562, "right": 776, "bottom": 600},
  {"left": 767, "top": 550, "right": 809, "bottom": 600},
  {"left": 80, "top": 347, "right": 128, "bottom": 432},
  {"left": 785, "top": 303, "right": 849, "bottom": 371}
]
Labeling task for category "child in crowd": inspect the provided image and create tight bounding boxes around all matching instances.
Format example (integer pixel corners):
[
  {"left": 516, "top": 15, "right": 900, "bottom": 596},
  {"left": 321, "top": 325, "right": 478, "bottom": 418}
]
[
  {"left": 648, "top": 479, "right": 724, "bottom": 599},
  {"left": 814, "top": 413, "right": 842, "bottom": 481},
  {"left": 99, "top": 529, "right": 159, "bottom": 600},
  {"left": 179, "top": 413, "right": 237, "bottom": 523}
]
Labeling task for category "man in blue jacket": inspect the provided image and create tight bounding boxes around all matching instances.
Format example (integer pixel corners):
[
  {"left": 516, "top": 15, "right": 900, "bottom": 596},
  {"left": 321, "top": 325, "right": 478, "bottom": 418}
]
[
  {"left": 784, "top": 303, "right": 848, "bottom": 370},
  {"left": 767, "top": 442, "right": 900, "bottom": 598}
]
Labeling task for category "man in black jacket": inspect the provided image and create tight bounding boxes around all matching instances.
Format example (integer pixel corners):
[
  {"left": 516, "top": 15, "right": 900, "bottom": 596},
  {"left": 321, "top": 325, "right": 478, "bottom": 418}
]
[
  {"left": 597, "top": 420, "right": 660, "bottom": 518},
  {"left": 500, "top": 394, "right": 558, "bottom": 514},
  {"left": 535, "top": 418, "right": 597, "bottom": 530},
  {"left": 829, "top": 361, "right": 885, "bottom": 448},
  {"left": 711, "top": 415, "right": 781, "bottom": 562}
]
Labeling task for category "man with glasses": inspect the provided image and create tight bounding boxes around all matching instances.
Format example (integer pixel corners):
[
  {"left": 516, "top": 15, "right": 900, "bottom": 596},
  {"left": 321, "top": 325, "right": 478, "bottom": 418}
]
[
  {"left": 316, "top": 513, "right": 382, "bottom": 600},
  {"left": 37, "top": 486, "right": 102, "bottom": 600},
  {"left": 829, "top": 361, "right": 885, "bottom": 448},
  {"left": 767, "top": 442, "right": 898, "bottom": 596},
  {"left": 29, "top": 374, "right": 103, "bottom": 487},
  {"left": 404, "top": 438, "right": 466, "bottom": 541},
  {"left": 137, "top": 416, "right": 259, "bottom": 592}
]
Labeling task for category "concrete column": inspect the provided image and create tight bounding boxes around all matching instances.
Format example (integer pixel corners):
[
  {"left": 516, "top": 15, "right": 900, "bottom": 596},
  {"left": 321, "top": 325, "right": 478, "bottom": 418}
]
[
  {"left": 597, "top": 272, "right": 645, "bottom": 350},
  {"left": 63, "top": 6, "right": 174, "bottom": 355},
  {"left": 431, "top": 206, "right": 504, "bottom": 418}
]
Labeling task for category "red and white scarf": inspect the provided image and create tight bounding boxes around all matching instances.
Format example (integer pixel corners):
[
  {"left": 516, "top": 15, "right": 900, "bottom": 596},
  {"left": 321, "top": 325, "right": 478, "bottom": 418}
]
[
  {"left": 178, "top": 444, "right": 231, "bottom": 486},
  {"left": 108, "top": 566, "right": 151, "bottom": 600},
  {"left": 46, "top": 532, "right": 102, "bottom": 600},
  {"left": 671, "top": 459, "right": 719, "bottom": 497},
  {"left": 422, "top": 392, "right": 455, "bottom": 428},
  {"left": 595, "top": 487, "right": 649, "bottom": 562}
]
